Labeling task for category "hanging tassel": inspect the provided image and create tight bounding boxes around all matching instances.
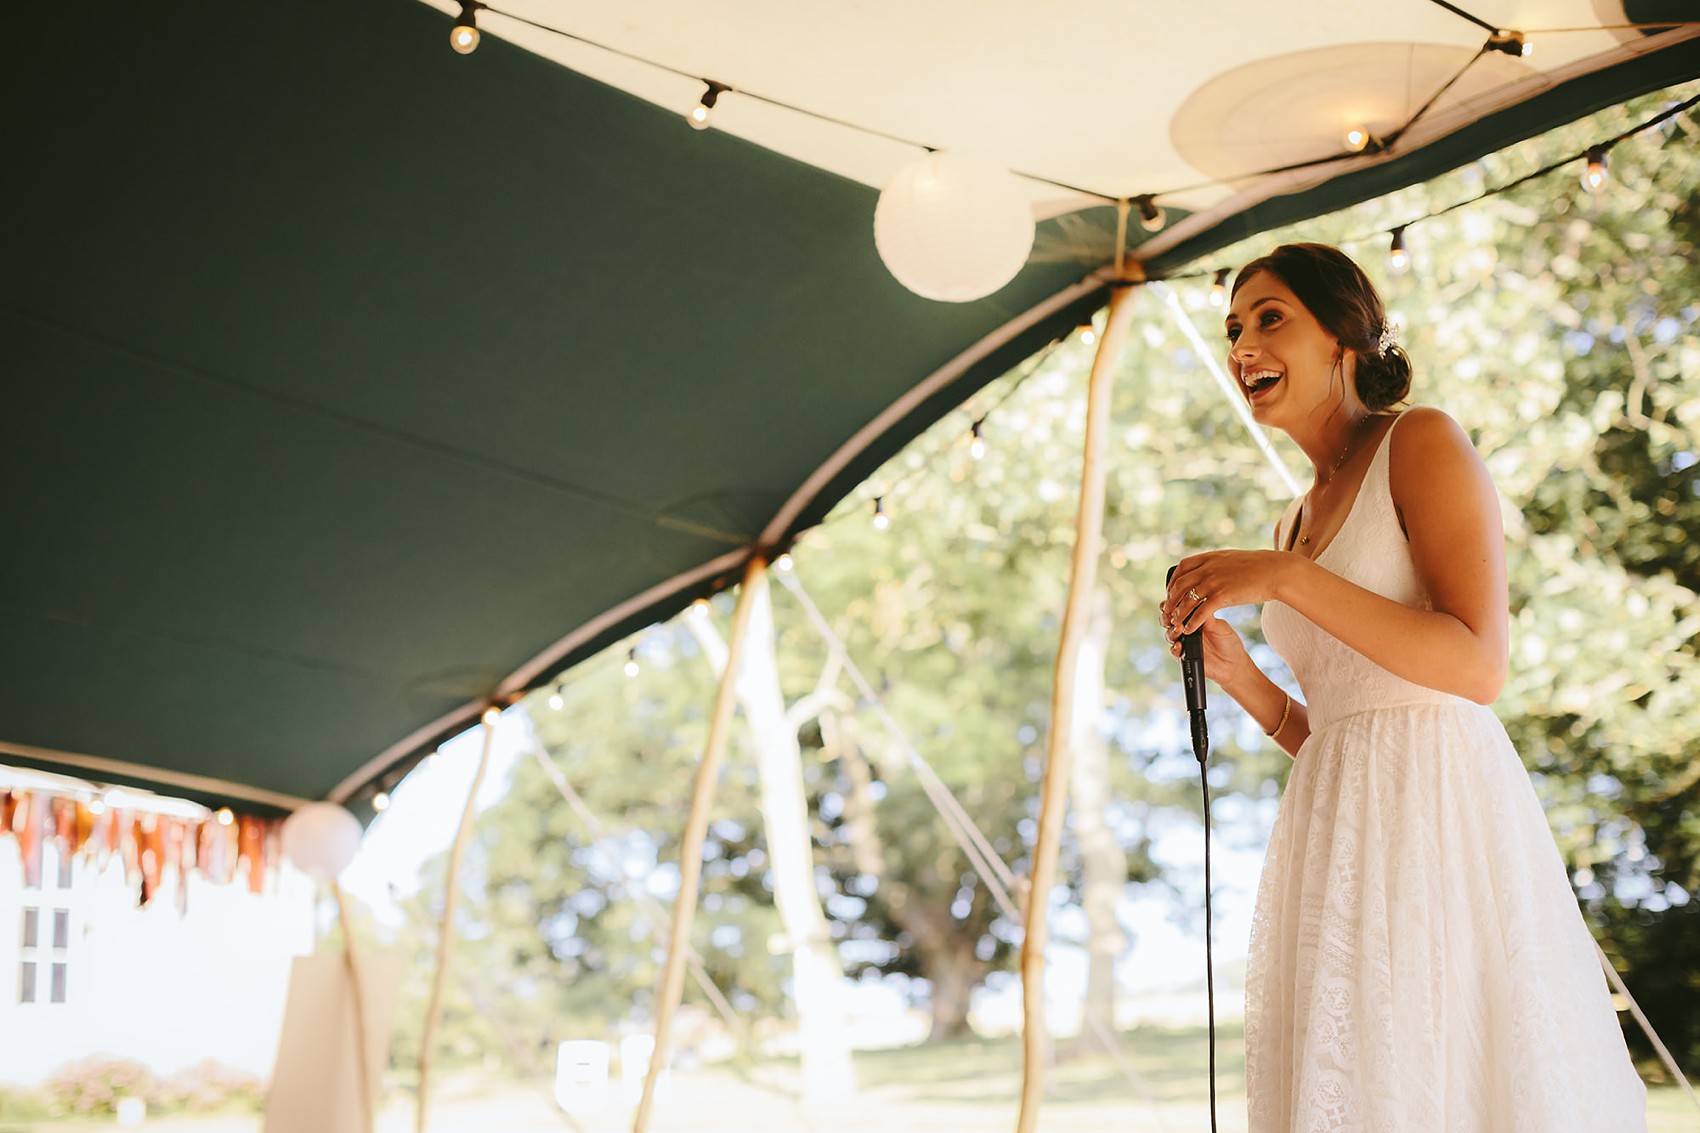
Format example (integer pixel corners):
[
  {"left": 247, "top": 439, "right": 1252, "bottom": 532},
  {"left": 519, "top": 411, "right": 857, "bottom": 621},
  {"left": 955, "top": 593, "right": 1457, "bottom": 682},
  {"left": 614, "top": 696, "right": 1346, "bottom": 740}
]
[
  {"left": 138, "top": 815, "right": 164, "bottom": 908},
  {"left": 73, "top": 801, "right": 96, "bottom": 858},
  {"left": 238, "top": 816, "right": 266, "bottom": 896},
  {"left": 17, "top": 792, "right": 45, "bottom": 889}
]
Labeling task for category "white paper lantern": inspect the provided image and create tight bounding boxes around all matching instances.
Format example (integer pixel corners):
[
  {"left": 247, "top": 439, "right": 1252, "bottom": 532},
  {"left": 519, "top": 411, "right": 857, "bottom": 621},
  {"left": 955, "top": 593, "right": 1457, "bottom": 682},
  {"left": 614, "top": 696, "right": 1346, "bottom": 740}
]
[
  {"left": 280, "top": 801, "right": 364, "bottom": 881},
  {"left": 874, "top": 152, "right": 1035, "bottom": 303}
]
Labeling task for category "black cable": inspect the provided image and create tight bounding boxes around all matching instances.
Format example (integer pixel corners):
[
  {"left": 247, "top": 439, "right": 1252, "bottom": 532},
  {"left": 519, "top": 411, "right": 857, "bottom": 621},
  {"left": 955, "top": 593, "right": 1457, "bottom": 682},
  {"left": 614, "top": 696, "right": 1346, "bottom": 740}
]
[
  {"left": 1201, "top": 765, "right": 1219, "bottom": 1133},
  {"left": 1423, "top": 0, "right": 1500, "bottom": 35}
]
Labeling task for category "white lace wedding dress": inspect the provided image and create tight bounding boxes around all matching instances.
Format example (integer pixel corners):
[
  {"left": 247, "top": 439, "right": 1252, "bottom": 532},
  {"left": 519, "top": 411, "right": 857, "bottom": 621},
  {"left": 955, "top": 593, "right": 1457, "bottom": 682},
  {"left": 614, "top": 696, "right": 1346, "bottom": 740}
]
[{"left": 1249, "top": 415, "right": 1647, "bottom": 1132}]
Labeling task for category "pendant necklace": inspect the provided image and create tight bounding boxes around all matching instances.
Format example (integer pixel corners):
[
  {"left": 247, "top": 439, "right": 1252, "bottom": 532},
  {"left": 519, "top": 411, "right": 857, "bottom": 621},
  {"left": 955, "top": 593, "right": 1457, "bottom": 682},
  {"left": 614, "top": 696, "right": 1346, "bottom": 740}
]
[{"left": 1298, "top": 416, "right": 1373, "bottom": 546}]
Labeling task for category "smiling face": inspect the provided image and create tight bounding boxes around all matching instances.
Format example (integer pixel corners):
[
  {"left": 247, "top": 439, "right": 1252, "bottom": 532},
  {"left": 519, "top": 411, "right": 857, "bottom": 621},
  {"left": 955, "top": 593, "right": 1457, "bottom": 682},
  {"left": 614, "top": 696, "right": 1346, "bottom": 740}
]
[{"left": 1224, "top": 269, "right": 1349, "bottom": 429}]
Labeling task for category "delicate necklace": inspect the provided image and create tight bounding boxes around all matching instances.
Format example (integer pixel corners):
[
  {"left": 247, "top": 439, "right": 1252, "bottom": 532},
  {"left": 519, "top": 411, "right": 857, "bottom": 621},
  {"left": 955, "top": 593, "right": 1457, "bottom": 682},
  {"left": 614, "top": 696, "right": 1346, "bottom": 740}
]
[{"left": 1298, "top": 415, "right": 1373, "bottom": 546}]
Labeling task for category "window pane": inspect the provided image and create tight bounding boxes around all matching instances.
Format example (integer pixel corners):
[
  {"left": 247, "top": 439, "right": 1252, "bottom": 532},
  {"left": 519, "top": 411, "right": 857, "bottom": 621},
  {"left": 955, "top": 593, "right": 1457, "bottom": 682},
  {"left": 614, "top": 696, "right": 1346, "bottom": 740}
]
[
  {"left": 21, "top": 908, "right": 38, "bottom": 949},
  {"left": 56, "top": 849, "right": 73, "bottom": 890},
  {"left": 49, "top": 962, "right": 67, "bottom": 1004},
  {"left": 52, "top": 910, "right": 69, "bottom": 951},
  {"left": 19, "top": 961, "right": 36, "bottom": 1004}
]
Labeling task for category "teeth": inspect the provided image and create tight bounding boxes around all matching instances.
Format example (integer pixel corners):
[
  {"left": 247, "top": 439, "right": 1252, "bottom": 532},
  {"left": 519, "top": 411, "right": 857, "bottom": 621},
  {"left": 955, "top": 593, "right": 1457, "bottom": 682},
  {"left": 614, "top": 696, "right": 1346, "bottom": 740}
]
[{"left": 1245, "top": 370, "right": 1281, "bottom": 391}]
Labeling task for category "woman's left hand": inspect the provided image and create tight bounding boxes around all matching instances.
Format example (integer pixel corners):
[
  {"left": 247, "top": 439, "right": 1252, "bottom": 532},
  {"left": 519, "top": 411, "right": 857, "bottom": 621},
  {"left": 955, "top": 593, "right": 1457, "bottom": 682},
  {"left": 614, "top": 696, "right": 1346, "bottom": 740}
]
[{"left": 1161, "top": 549, "right": 1297, "bottom": 636}]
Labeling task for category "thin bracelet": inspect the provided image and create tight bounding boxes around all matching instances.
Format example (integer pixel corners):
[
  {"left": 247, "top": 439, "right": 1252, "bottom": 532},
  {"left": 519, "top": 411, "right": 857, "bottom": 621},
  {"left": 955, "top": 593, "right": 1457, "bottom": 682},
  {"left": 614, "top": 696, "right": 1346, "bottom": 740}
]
[{"left": 1267, "top": 693, "right": 1292, "bottom": 740}]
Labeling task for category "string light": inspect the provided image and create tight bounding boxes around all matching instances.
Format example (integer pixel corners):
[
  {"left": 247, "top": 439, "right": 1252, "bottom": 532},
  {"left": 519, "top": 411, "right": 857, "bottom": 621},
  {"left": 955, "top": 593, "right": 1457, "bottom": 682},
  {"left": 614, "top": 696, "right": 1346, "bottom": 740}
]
[
  {"left": 548, "top": 682, "right": 565, "bottom": 711},
  {"left": 969, "top": 419, "right": 987, "bottom": 460},
  {"left": 624, "top": 647, "right": 640, "bottom": 677},
  {"left": 1344, "top": 127, "right": 1372, "bottom": 153},
  {"left": 689, "top": 81, "right": 730, "bottom": 130},
  {"left": 1387, "top": 226, "right": 1410, "bottom": 274},
  {"left": 1133, "top": 194, "right": 1166, "bottom": 232},
  {"left": 689, "top": 597, "right": 711, "bottom": 618},
  {"left": 449, "top": 0, "right": 483, "bottom": 54},
  {"left": 1581, "top": 144, "right": 1610, "bottom": 192},
  {"left": 774, "top": 553, "right": 794, "bottom": 572},
  {"left": 87, "top": 797, "right": 107, "bottom": 816},
  {"left": 1209, "top": 268, "right": 1230, "bottom": 308},
  {"left": 372, "top": 792, "right": 391, "bottom": 812},
  {"left": 1486, "top": 29, "right": 1531, "bottom": 58},
  {"left": 215, "top": 808, "right": 235, "bottom": 827},
  {"left": 1077, "top": 322, "right": 1098, "bottom": 346},
  {"left": 872, "top": 497, "right": 890, "bottom": 530}
]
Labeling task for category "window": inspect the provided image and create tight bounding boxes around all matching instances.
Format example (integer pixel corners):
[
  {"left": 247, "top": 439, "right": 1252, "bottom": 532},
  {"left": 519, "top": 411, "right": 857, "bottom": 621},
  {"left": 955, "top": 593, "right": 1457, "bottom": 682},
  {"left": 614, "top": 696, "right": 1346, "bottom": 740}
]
[{"left": 18, "top": 903, "right": 71, "bottom": 1006}]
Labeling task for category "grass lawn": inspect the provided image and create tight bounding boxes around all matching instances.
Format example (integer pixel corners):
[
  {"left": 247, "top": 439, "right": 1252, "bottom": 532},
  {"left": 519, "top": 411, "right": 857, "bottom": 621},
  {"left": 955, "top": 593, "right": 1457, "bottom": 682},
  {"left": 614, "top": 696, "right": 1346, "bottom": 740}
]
[{"left": 4, "top": 1025, "right": 1694, "bottom": 1132}]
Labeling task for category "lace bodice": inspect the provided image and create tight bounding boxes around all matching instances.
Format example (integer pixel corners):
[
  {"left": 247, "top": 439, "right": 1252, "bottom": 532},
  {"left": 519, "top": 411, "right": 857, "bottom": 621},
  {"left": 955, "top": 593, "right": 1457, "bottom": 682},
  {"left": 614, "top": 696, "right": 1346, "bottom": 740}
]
[{"left": 1262, "top": 415, "right": 1464, "bottom": 733}]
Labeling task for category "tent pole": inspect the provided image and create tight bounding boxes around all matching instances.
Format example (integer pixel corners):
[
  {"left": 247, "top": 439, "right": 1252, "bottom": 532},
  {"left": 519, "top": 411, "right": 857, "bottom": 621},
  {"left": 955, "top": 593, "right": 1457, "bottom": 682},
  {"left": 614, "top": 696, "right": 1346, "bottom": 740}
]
[
  {"left": 415, "top": 709, "right": 500, "bottom": 1133},
  {"left": 633, "top": 555, "right": 766, "bottom": 1133},
  {"left": 1016, "top": 279, "right": 1142, "bottom": 1133},
  {"left": 332, "top": 879, "right": 376, "bottom": 1133}
]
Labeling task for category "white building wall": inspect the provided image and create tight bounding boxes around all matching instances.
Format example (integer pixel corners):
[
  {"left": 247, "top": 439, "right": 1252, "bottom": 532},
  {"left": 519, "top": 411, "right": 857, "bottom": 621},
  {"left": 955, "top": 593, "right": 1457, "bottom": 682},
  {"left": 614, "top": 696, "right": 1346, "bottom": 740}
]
[{"left": 0, "top": 837, "right": 315, "bottom": 1087}]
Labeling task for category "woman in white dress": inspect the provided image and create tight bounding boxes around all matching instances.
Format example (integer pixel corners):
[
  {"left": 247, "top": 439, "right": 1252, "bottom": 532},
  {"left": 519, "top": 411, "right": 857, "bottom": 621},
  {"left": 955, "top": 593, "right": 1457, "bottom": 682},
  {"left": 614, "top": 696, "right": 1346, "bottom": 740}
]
[{"left": 1160, "top": 243, "right": 1647, "bottom": 1132}]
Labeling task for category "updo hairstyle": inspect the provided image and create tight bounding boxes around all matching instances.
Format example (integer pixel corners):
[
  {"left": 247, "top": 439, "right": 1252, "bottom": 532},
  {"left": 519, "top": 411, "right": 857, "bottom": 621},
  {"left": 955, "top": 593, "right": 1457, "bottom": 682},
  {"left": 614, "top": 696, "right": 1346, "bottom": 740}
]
[{"left": 1231, "top": 243, "right": 1413, "bottom": 412}]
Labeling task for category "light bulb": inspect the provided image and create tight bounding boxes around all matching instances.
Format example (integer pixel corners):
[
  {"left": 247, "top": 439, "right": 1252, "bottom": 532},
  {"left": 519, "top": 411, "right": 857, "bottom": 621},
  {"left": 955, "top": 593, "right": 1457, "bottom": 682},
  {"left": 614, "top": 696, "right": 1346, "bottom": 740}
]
[
  {"left": 1581, "top": 146, "right": 1609, "bottom": 192},
  {"left": 1487, "top": 30, "right": 1529, "bottom": 58},
  {"left": 450, "top": 23, "right": 480, "bottom": 54},
  {"left": 482, "top": 705, "right": 501, "bottom": 725},
  {"left": 1209, "top": 268, "right": 1230, "bottom": 309},
  {"left": 774, "top": 553, "right": 794, "bottom": 572},
  {"left": 624, "top": 649, "right": 640, "bottom": 678},
  {"left": 1344, "top": 128, "right": 1370, "bottom": 153},
  {"left": 1388, "top": 227, "right": 1410, "bottom": 274},
  {"left": 969, "top": 420, "right": 987, "bottom": 460},
  {"left": 372, "top": 792, "right": 391, "bottom": 813},
  {"left": 216, "top": 808, "right": 235, "bottom": 827},
  {"left": 689, "top": 82, "right": 726, "bottom": 131},
  {"left": 1078, "top": 323, "right": 1098, "bottom": 346},
  {"left": 690, "top": 598, "right": 711, "bottom": 618},
  {"left": 872, "top": 498, "right": 889, "bottom": 530},
  {"left": 88, "top": 797, "right": 107, "bottom": 816},
  {"left": 548, "top": 690, "right": 564, "bottom": 711},
  {"left": 1134, "top": 195, "right": 1165, "bottom": 232}
]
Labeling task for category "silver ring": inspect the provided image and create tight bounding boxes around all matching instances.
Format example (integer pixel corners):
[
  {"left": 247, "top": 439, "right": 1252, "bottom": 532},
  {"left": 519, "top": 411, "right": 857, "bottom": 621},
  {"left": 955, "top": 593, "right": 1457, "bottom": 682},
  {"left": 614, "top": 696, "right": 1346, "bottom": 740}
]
[{"left": 1186, "top": 588, "right": 1203, "bottom": 604}]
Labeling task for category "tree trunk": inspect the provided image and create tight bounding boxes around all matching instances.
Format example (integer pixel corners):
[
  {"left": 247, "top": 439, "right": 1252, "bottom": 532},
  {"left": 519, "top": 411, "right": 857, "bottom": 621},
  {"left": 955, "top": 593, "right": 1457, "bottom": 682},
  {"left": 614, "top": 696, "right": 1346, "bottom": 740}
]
[
  {"left": 827, "top": 711, "right": 985, "bottom": 1043},
  {"left": 920, "top": 933, "right": 982, "bottom": 1041},
  {"left": 1069, "top": 583, "right": 1125, "bottom": 1054},
  {"left": 689, "top": 579, "right": 857, "bottom": 1109}
]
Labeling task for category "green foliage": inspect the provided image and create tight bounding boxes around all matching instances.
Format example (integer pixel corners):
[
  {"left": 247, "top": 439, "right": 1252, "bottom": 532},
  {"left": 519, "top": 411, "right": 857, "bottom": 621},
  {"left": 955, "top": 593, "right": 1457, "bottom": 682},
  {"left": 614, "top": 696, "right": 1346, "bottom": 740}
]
[{"left": 25, "top": 1057, "right": 262, "bottom": 1118}]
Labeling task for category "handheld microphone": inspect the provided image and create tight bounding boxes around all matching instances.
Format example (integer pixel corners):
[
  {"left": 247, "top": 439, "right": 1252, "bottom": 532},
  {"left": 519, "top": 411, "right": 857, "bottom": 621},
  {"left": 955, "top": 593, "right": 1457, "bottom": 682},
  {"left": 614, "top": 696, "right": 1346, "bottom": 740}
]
[{"left": 1166, "top": 566, "right": 1209, "bottom": 762}]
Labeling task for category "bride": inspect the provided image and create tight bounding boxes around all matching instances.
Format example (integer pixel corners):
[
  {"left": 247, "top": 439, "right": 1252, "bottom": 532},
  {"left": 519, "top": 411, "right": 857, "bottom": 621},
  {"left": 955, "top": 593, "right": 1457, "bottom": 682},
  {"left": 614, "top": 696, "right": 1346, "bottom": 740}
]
[{"left": 1160, "top": 243, "right": 1647, "bottom": 1132}]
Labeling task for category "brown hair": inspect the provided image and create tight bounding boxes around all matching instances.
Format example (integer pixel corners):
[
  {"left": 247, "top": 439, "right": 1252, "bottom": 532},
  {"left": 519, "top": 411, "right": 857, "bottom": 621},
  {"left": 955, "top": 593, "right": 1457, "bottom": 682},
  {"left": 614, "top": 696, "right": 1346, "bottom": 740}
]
[{"left": 1231, "top": 243, "right": 1412, "bottom": 411}]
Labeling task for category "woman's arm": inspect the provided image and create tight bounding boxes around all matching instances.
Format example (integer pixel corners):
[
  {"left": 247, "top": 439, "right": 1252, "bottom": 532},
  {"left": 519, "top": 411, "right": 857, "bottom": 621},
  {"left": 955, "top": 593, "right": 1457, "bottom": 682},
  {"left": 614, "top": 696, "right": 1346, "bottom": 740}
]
[{"left": 1166, "top": 407, "right": 1509, "bottom": 704}]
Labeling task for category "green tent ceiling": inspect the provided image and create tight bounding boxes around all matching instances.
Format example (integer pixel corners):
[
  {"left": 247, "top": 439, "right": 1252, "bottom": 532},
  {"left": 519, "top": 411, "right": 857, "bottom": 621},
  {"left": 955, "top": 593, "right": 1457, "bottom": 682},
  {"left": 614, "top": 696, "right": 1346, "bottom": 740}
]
[{"left": 5, "top": 1, "right": 1697, "bottom": 812}]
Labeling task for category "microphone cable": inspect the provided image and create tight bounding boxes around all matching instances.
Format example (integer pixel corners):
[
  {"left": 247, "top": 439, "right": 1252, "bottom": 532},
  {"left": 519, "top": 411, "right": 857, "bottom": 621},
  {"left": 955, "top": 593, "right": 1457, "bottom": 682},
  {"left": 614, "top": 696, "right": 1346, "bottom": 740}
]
[
  {"left": 1168, "top": 564, "right": 1218, "bottom": 1132},
  {"left": 1199, "top": 758, "right": 1219, "bottom": 1133}
]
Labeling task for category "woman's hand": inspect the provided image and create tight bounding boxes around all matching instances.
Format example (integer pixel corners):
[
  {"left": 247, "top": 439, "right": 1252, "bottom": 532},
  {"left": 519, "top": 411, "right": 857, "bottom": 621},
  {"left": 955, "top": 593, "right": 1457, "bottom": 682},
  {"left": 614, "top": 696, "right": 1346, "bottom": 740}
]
[
  {"left": 1159, "top": 558, "right": 1277, "bottom": 693},
  {"left": 1162, "top": 549, "right": 1298, "bottom": 637}
]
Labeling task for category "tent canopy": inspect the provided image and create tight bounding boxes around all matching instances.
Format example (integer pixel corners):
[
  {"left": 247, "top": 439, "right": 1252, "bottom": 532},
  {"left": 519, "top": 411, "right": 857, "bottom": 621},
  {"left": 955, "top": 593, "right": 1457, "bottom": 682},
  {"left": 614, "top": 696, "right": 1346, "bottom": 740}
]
[{"left": 6, "top": 0, "right": 1697, "bottom": 812}]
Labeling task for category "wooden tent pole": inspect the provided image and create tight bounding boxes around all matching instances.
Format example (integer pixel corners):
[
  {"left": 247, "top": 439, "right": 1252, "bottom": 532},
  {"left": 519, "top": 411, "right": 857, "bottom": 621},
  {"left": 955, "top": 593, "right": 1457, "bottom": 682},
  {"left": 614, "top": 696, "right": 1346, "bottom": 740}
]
[
  {"left": 415, "top": 709, "right": 500, "bottom": 1133},
  {"left": 1016, "top": 280, "right": 1141, "bottom": 1133},
  {"left": 332, "top": 879, "right": 376, "bottom": 1133},
  {"left": 633, "top": 554, "right": 767, "bottom": 1133}
]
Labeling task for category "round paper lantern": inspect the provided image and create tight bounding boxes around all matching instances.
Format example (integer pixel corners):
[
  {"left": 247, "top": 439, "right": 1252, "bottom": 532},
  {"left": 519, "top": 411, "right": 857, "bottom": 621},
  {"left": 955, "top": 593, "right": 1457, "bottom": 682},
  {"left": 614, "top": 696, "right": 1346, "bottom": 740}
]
[
  {"left": 280, "top": 801, "right": 364, "bottom": 881},
  {"left": 874, "top": 152, "right": 1035, "bottom": 303}
]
